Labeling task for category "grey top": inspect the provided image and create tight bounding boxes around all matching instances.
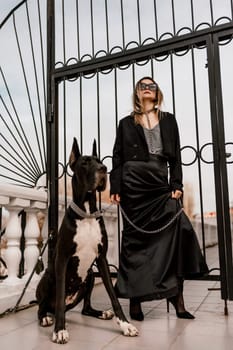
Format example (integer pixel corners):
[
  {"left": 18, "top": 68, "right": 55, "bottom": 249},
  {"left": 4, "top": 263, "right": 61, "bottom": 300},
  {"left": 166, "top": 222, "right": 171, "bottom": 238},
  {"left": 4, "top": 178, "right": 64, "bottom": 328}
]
[{"left": 143, "top": 123, "right": 163, "bottom": 155}]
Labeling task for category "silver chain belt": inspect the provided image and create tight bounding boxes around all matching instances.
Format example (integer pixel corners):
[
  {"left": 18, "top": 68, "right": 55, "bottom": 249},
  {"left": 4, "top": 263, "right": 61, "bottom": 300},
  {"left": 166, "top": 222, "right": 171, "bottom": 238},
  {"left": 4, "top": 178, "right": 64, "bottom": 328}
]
[
  {"left": 119, "top": 205, "right": 183, "bottom": 234},
  {"left": 70, "top": 200, "right": 182, "bottom": 234}
]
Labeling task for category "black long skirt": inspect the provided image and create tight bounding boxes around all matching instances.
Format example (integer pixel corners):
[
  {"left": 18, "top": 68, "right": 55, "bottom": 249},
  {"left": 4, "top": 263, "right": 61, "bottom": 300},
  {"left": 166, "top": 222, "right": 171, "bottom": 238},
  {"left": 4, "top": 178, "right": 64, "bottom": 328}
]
[{"left": 115, "top": 155, "right": 209, "bottom": 302}]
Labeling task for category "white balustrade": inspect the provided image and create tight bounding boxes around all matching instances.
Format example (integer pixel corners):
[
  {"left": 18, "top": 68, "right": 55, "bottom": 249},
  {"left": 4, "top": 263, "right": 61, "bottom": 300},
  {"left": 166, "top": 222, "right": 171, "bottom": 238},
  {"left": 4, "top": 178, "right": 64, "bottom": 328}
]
[
  {"left": 0, "top": 184, "right": 48, "bottom": 285},
  {"left": 0, "top": 184, "right": 48, "bottom": 313},
  {"left": 4, "top": 206, "right": 23, "bottom": 284},
  {"left": 24, "top": 202, "right": 46, "bottom": 279}
]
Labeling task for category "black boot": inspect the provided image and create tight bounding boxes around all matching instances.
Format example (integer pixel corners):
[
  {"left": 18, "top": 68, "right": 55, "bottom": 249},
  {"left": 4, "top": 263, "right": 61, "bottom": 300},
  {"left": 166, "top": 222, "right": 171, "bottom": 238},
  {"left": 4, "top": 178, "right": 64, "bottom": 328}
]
[
  {"left": 166, "top": 278, "right": 195, "bottom": 319},
  {"left": 129, "top": 298, "right": 144, "bottom": 321}
]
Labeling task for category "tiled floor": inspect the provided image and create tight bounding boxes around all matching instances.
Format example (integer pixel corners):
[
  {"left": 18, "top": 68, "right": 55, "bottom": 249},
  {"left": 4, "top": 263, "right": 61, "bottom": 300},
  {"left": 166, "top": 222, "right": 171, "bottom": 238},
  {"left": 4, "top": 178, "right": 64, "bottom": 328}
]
[{"left": 1, "top": 245, "right": 233, "bottom": 350}]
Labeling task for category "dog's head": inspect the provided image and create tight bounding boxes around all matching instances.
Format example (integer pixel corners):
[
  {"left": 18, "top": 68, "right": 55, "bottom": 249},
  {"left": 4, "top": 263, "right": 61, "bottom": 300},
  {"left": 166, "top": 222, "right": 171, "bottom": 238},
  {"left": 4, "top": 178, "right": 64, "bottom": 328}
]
[{"left": 69, "top": 138, "right": 107, "bottom": 194}]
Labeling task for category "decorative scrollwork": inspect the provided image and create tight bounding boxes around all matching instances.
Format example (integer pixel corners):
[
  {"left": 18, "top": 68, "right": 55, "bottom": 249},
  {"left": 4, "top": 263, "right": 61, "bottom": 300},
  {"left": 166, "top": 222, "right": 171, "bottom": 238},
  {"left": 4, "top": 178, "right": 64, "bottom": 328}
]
[
  {"left": 181, "top": 146, "right": 198, "bottom": 166},
  {"left": 200, "top": 143, "right": 214, "bottom": 164},
  {"left": 181, "top": 143, "right": 232, "bottom": 165}
]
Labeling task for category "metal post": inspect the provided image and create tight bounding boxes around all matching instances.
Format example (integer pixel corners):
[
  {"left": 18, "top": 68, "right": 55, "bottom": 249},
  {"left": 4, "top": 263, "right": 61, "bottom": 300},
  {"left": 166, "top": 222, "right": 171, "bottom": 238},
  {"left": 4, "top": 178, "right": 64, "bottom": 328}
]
[
  {"left": 212, "top": 33, "right": 233, "bottom": 300},
  {"left": 46, "top": 0, "right": 58, "bottom": 269},
  {"left": 206, "top": 34, "right": 233, "bottom": 301}
]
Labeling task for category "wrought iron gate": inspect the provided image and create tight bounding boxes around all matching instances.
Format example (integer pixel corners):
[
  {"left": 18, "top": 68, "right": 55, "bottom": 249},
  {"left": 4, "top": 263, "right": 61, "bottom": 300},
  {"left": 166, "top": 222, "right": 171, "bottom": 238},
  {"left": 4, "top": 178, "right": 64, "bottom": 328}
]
[
  {"left": 46, "top": 1, "right": 233, "bottom": 301},
  {"left": 1, "top": 0, "right": 233, "bottom": 303}
]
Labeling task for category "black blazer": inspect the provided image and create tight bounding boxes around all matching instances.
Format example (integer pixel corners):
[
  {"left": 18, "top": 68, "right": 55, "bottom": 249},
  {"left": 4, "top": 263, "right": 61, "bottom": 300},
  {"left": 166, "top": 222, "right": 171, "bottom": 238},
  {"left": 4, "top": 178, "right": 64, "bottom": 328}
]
[{"left": 110, "top": 111, "right": 183, "bottom": 195}]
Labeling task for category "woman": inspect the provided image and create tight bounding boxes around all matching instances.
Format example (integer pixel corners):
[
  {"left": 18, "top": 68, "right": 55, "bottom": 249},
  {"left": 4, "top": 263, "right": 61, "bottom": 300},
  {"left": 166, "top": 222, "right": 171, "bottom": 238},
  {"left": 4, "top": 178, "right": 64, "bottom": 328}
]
[{"left": 110, "top": 76, "right": 209, "bottom": 321}]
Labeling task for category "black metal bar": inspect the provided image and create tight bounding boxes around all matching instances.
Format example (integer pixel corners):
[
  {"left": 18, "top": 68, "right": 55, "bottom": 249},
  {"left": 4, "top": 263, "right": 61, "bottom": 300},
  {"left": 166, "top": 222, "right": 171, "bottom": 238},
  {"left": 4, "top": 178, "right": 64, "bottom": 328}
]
[
  {"left": 47, "top": 0, "right": 58, "bottom": 268},
  {"left": 51, "top": 27, "right": 225, "bottom": 82},
  {"left": 132, "top": 62, "right": 135, "bottom": 92},
  {"left": 171, "top": 0, "right": 176, "bottom": 35},
  {"left": 190, "top": 0, "right": 195, "bottom": 31},
  {"left": 136, "top": 0, "right": 142, "bottom": 45},
  {"left": 79, "top": 77, "right": 83, "bottom": 152},
  {"left": 113, "top": 67, "right": 121, "bottom": 265},
  {"left": 213, "top": 25, "right": 233, "bottom": 40},
  {"left": 96, "top": 72, "right": 101, "bottom": 158},
  {"left": 62, "top": 78, "right": 67, "bottom": 209},
  {"left": 209, "top": 0, "right": 214, "bottom": 26},
  {"left": 90, "top": 0, "right": 95, "bottom": 58},
  {"left": 79, "top": 76, "right": 83, "bottom": 153},
  {"left": 62, "top": 0, "right": 66, "bottom": 63},
  {"left": 19, "top": 210, "right": 26, "bottom": 278},
  {"left": 113, "top": 68, "right": 118, "bottom": 131},
  {"left": 153, "top": 0, "right": 158, "bottom": 41},
  {"left": 75, "top": 0, "right": 81, "bottom": 61},
  {"left": 170, "top": 53, "right": 176, "bottom": 113},
  {"left": 25, "top": 2, "right": 46, "bottom": 172},
  {"left": 150, "top": 56, "right": 154, "bottom": 77},
  {"left": 53, "top": 22, "right": 233, "bottom": 83},
  {"left": 120, "top": 0, "right": 125, "bottom": 49},
  {"left": 190, "top": 47, "right": 206, "bottom": 258},
  {"left": 37, "top": 0, "right": 47, "bottom": 167},
  {"left": 212, "top": 33, "right": 233, "bottom": 299},
  {"left": 206, "top": 34, "right": 228, "bottom": 300},
  {"left": 105, "top": 0, "right": 110, "bottom": 53}
]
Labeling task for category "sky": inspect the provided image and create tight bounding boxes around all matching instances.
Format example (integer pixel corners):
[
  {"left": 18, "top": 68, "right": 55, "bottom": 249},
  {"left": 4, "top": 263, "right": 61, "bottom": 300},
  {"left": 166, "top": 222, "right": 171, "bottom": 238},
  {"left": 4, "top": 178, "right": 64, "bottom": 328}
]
[
  {"left": 1, "top": 0, "right": 233, "bottom": 215},
  {"left": 0, "top": 0, "right": 21, "bottom": 23}
]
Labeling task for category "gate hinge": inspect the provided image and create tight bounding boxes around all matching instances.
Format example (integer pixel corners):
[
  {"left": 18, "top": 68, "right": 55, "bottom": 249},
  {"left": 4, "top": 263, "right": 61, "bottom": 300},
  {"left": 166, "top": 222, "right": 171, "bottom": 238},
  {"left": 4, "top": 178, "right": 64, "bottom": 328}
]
[{"left": 47, "top": 104, "right": 54, "bottom": 123}]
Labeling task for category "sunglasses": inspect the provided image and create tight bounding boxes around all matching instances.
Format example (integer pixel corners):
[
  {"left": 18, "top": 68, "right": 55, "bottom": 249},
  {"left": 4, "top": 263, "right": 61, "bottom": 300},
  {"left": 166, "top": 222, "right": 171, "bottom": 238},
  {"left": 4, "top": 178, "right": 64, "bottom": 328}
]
[{"left": 138, "top": 82, "right": 158, "bottom": 91}]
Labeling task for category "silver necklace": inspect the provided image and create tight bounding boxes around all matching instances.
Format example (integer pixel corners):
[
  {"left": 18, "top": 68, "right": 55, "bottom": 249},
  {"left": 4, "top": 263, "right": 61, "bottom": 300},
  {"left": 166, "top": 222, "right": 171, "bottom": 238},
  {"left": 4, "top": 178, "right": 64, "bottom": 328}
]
[{"left": 144, "top": 110, "right": 157, "bottom": 154}]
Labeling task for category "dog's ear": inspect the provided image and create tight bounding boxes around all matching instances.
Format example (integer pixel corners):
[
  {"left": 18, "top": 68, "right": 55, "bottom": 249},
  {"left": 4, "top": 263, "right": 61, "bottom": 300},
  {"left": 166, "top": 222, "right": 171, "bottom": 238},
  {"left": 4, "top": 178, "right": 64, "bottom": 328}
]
[
  {"left": 69, "top": 137, "right": 81, "bottom": 171},
  {"left": 92, "top": 139, "right": 97, "bottom": 157}
]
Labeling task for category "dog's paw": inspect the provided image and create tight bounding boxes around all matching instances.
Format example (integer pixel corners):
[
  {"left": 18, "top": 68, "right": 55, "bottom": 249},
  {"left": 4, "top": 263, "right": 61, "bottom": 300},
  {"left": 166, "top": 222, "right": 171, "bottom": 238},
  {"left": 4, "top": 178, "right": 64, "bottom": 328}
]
[
  {"left": 40, "top": 316, "right": 54, "bottom": 327},
  {"left": 116, "top": 318, "right": 139, "bottom": 337},
  {"left": 101, "top": 309, "right": 114, "bottom": 320},
  {"left": 52, "top": 329, "right": 69, "bottom": 344}
]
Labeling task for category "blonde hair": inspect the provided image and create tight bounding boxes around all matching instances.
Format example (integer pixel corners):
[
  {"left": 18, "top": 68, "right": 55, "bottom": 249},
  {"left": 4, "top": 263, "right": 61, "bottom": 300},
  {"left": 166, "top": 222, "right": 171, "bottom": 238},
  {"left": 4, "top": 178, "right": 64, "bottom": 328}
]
[{"left": 131, "top": 76, "right": 163, "bottom": 124}]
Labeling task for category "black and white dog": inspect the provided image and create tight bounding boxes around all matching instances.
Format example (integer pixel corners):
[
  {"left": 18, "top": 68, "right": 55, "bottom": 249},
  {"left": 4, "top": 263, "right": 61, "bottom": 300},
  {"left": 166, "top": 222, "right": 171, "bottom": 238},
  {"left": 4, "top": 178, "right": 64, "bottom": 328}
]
[{"left": 36, "top": 138, "right": 138, "bottom": 344}]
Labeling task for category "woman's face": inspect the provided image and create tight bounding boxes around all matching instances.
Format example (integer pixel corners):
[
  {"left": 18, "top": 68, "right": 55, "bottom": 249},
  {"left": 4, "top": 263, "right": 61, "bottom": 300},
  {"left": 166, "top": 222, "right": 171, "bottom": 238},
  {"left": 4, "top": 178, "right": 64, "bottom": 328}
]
[{"left": 137, "top": 79, "right": 157, "bottom": 103}]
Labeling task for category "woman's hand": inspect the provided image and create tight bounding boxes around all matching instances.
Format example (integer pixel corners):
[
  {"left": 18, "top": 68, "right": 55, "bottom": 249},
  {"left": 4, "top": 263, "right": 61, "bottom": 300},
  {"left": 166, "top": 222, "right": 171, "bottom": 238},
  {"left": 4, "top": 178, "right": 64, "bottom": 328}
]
[
  {"left": 171, "top": 190, "right": 182, "bottom": 199},
  {"left": 110, "top": 193, "right": 121, "bottom": 204}
]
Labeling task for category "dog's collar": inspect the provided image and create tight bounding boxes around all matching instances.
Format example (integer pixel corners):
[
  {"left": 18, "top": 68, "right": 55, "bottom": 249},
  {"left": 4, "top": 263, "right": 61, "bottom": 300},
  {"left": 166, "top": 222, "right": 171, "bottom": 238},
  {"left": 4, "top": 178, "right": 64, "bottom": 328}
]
[{"left": 69, "top": 201, "right": 103, "bottom": 219}]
